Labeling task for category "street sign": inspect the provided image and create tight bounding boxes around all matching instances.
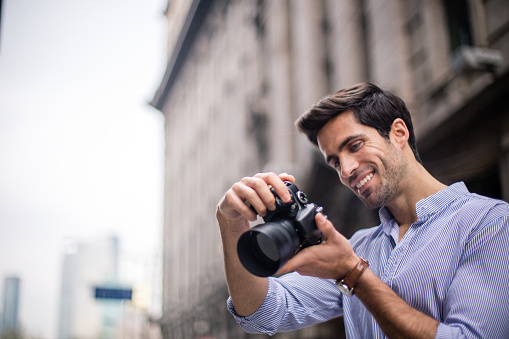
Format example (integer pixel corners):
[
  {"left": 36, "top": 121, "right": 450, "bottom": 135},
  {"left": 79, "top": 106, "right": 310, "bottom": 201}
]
[{"left": 94, "top": 287, "right": 132, "bottom": 300}]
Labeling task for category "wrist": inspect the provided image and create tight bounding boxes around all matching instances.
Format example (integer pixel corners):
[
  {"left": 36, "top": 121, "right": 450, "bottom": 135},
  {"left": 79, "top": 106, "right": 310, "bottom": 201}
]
[
  {"left": 335, "top": 257, "right": 369, "bottom": 297},
  {"left": 216, "top": 206, "right": 250, "bottom": 235},
  {"left": 216, "top": 204, "right": 245, "bottom": 222}
]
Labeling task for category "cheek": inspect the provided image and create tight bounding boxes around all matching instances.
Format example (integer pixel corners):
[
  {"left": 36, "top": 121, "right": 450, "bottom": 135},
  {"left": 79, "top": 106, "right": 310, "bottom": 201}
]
[{"left": 338, "top": 172, "right": 349, "bottom": 186}]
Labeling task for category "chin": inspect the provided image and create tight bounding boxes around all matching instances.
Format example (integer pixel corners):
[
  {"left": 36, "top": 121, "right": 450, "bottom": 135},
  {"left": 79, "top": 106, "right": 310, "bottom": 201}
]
[{"left": 360, "top": 191, "right": 385, "bottom": 210}]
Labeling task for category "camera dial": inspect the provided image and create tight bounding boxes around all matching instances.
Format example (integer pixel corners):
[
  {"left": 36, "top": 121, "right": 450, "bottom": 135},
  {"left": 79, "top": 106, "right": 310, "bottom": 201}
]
[{"left": 297, "top": 191, "right": 308, "bottom": 204}]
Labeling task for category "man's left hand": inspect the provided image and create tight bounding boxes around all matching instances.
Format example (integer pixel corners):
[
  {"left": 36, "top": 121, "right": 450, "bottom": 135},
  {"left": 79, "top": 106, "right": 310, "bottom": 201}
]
[{"left": 276, "top": 213, "right": 359, "bottom": 280}]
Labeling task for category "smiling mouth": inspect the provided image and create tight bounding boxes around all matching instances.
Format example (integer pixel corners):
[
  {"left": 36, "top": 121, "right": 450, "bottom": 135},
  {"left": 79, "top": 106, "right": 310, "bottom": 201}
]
[{"left": 356, "top": 173, "right": 374, "bottom": 189}]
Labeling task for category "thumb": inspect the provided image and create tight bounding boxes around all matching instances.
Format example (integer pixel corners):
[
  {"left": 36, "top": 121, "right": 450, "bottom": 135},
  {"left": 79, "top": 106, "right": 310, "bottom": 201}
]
[
  {"left": 315, "top": 213, "right": 335, "bottom": 239},
  {"left": 275, "top": 214, "right": 336, "bottom": 276},
  {"left": 275, "top": 260, "right": 295, "bottom": 276},
  {"left": 275, "top": 246, "right": 310, "bottom": 275}
]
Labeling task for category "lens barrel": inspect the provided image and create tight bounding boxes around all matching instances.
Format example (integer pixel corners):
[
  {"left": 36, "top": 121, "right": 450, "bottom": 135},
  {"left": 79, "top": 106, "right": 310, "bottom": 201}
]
[{"left": 237, "top": 219, "right": 300, "bottom": 277}]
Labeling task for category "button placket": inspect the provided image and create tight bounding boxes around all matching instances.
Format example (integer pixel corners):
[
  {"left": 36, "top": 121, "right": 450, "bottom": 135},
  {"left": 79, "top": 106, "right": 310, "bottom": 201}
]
[{"left": 382, "top": 224, "right": 421, "bottom": 287}]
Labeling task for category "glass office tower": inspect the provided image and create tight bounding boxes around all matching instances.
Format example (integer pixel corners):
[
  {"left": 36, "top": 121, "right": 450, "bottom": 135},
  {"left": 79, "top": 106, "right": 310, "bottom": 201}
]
[{"left": 1, "top": 277, "right": 21, "bottom": 335}]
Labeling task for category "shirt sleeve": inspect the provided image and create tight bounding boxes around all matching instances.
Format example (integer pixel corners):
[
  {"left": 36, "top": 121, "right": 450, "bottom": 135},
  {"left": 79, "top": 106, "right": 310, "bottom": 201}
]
[
  {"left": 227, "top": 272, "right": 343, "bottom": 335},
  {"left": 436, "top": 207, "right": 509, "bottom": 339}
]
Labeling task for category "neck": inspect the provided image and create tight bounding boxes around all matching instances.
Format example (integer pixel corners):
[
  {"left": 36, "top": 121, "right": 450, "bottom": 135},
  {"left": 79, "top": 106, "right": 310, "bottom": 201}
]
[{"left": 386, "top": 162, "right": 447, "bottom": 234}]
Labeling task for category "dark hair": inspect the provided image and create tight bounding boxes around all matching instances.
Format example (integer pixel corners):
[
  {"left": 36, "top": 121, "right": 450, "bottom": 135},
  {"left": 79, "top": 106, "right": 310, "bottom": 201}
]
[{"left": 295, "top": 82, "right": 422, "bottom": 163}]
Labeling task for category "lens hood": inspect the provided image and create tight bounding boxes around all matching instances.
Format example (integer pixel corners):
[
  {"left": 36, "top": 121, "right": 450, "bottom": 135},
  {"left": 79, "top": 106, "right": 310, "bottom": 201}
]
[{"left": 237, "top": 219, "right": 300, "bottom": 277}]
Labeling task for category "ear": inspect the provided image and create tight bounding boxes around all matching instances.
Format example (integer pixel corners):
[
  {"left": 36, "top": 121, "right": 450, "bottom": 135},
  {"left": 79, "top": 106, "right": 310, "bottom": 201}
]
[{"left": 390, "top": 118, "right": 409, "bottom": 149}]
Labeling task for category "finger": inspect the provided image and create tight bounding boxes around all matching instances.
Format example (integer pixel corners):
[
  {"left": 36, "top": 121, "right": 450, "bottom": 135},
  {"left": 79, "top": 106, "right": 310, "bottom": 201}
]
[
  {"left": 275, "top": 247, "right": 312, "bottom": 275},
  {"left": 253, "top": 172, "right": 292, "bottom": 203},
  {"left": 244, "top": 172, "right": 291, "bottom": 207},
  {"left": 232, "top": 181, "right": 275, "bottom": 217},
  {"left": 239, "top": 176, "right": 277, "bottom": 214},
  {"left": 222, "top": 188, "right": 258, "bottom": 221},
  {"left": 276, "top": 215, "right": 331, "bottom": 275},
  {"left": 231, "top": 180, "right": 272, "bottom": 218},
  {"left": 275, "top": 259, "right": 296, "bottom": 276},
  {"left": 278, "top": 172, "right": 296, "bottom": 183}
]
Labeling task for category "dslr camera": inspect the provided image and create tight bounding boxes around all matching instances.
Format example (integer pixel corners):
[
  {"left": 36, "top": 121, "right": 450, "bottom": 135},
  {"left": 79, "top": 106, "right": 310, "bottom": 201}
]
[{"left": 237, "top": 181, "right": 324, "bottom": 277}]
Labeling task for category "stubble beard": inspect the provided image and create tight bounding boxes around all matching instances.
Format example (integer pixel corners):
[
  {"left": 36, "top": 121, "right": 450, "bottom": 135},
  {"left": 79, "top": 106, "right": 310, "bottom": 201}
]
[{"left": 359, "top": 145, "right": 405, "bottom": 210}]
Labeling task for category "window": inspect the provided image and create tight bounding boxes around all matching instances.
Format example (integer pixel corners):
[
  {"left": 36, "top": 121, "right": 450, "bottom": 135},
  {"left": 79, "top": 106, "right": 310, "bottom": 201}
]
[{"left": 444, "top": 0, "right": 474, "bottom": 52}]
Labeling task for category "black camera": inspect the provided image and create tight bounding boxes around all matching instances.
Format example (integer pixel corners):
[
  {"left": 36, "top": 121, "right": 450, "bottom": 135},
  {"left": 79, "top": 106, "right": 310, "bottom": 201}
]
[{"left": 237, "top": 181, "right": 324, "bottom": 277}]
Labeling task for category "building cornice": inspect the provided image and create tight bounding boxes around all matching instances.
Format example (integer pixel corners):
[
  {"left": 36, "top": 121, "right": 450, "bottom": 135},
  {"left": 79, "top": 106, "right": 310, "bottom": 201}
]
[{"left": 150, "top": 0, "right": 214, "bottom": 111}]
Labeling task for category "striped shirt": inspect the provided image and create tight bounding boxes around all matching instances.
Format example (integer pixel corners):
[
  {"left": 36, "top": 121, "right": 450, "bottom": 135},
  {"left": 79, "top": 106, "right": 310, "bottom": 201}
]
[{"left": 227, "top": 182, "right": 509, "bottom": 338}]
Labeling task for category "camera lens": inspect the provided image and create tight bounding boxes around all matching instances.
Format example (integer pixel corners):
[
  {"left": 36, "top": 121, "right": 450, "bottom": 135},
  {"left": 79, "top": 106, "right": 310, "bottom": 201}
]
[
  {"left": 237, "top": 219, "right": 300, "bottom": 277},
  {"left": 254, "top": 233, "right": 280, "bottom": 261}
]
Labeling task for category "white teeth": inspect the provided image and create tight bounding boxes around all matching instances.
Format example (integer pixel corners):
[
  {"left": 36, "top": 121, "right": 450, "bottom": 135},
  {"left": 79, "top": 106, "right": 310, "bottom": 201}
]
[{"left": 356, "top": 173, "right": 374, "bottom": 189}]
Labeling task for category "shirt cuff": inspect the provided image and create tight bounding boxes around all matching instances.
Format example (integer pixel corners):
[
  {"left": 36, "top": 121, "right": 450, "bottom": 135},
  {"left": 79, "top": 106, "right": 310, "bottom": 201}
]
[
  {"left": 435, "top": 323, "right": 465, "bottom": 339},
  {"left": 226, "top": 278, "right": 282, "bottom": 335}
]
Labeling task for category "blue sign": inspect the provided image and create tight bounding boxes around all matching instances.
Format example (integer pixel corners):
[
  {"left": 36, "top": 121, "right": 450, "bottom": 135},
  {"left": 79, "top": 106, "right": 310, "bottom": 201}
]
[{"left": 94, "top": 287, "right": 133, "bottom": 300}]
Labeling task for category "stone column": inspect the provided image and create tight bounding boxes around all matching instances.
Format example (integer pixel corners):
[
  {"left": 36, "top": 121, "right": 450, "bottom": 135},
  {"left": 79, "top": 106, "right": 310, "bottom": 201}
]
[
  {"left": 325, "top": 0, "right": 368, "bottom": 90},
  {"left": 289, "top": 0, "right": 328, "bottom": 179},
  {"left": 264, "top": 0, "right": 295, "bottom": 174}
]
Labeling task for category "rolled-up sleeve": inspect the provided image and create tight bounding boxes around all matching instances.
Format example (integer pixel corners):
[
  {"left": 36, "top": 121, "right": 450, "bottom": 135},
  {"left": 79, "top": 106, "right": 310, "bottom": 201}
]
[{"left": 227, "top": 273, "right": 343, "bottom": 335}]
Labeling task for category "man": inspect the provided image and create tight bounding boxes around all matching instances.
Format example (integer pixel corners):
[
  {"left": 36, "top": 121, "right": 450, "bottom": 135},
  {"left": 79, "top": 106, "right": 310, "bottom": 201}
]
[{"left": 216, "top": 82, "right": 509, "bottom": 338}]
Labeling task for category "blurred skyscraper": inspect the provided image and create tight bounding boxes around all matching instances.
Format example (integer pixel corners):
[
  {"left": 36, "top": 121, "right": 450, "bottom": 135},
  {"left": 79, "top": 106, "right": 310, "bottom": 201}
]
[
  {"left": 57, "top": 236, "right": 122, "bottom": 339},
  {"left": 57, "top": 236, "right": 161, "bottom": 339},
  {"left": 1, "top": 277, "right": 20, "bottom": 336}
]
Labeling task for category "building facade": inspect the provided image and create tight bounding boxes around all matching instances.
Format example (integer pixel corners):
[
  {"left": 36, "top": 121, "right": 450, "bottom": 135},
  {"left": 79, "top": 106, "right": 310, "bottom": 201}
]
[{"left": 152, "top": 0, "right": 509, "bottom": 337}]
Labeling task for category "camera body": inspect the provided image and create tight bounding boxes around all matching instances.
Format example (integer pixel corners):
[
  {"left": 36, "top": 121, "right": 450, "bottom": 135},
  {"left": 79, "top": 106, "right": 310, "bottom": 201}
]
[{"left": 237, "top": 181, "right": 324, "bottom": 277}]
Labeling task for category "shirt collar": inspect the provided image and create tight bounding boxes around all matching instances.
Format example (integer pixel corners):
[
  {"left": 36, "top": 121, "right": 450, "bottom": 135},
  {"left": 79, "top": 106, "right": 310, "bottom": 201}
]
[
  {"left": 414, "top": 182, "right": 469, "bottom": 220},
  {"left": 378, "top": 182, "right": 469, "bottom": 236},
  {"left": 379, "top": 207, "right": 396, "bottom": 237}
]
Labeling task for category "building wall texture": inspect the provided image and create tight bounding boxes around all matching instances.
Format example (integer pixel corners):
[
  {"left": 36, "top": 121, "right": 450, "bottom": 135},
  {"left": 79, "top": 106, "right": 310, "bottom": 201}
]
[{"left": 152, "top": 0, "right": 509, "bottom": 337}]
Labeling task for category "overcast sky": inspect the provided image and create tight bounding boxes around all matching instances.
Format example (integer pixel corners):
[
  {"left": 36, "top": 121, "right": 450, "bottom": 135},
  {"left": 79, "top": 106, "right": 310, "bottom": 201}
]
[{"left": 0, "top": 0, "right": 167, "bottom": 337}]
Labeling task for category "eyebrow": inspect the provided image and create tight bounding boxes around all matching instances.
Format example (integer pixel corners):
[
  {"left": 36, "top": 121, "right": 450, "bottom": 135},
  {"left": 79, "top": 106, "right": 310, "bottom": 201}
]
[{"left": 325, "top": 134, "right": 365, "bottom": 164}]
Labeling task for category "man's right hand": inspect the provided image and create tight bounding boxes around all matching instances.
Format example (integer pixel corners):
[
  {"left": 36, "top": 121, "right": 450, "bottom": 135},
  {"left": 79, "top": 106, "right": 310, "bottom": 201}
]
[
  {"left": 215, "top": 172, "right": 295, "bottom": 317},
  {"left": 217, "top": 172, "right": 296, "bottom": 224}
]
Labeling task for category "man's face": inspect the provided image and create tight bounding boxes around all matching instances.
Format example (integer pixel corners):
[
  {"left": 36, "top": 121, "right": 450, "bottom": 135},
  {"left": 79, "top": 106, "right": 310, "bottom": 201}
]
[{"left": 317, "top": 111, "right": 406, "bottom": 209}]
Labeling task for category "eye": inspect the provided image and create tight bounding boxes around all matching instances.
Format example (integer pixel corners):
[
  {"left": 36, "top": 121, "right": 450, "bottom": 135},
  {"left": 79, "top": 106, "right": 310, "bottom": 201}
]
[
  {"left": 327, "top": 156, "right": 340, "bottom": 169},
  {"left": 332, "top": 158, "right": 340, "bottom": 169},
  {"left": 350, "top": 141, "right": 362, "bottom": 152}
]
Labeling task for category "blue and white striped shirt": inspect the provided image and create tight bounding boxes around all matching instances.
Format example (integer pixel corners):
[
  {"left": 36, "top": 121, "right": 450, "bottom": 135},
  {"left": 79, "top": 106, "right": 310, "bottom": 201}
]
[{"left": 228, "top": 182, "right": 509, "bottom": 338}]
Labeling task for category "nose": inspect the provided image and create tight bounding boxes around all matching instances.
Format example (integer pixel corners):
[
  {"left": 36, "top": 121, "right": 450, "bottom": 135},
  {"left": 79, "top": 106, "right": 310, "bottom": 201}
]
[{"left": 339, "top": 155, "right": 358, "bottom": 179}]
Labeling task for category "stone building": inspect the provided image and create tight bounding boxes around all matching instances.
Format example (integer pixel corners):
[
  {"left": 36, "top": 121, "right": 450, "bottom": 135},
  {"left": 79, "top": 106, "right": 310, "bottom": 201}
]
[{"left": 151, "top": 0, "right": 509, "bottom": 337}]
